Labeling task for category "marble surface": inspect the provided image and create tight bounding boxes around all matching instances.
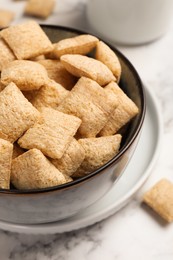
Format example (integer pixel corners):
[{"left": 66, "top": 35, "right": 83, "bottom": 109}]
[{"left": 0, "top": 0, "right": 173, "bottom": 259}]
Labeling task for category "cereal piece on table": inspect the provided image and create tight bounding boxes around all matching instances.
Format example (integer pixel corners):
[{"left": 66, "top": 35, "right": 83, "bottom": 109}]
[
  {"left": 60, "top": 54, "right": 116, "bottom": 86},
  {"left": 25, "top": 0, "right": 55, "bottom": 19},
  {"left": 32, "top": 80, "right": 69, "bottom": 111},
  {"left": 1, "top": 60, "right": 49, "bottom": 91},
  {"left": 100, "top": 82, "right": 139, "bottom": 136},
  {"left": 58, "top": 77, "right": 118, "bottom": 137},
  {"left": 0, "top": 82, "right": 41, "bottom": 143},
  {"left": 0, "top": 10, "right": 14, "bottom": 28},
  {"left": 53, "top": 34, "right": 99, "bottom": 58},
  {"left": 0, "top": 21, "right": 53, "bottom": 60},
  {"left": 0, "top": 38, "right": 16, "bottom": 71},
  {"left": 143, "top": 179, "right": 173, "bottom": 223},
  {"left": 12, "top": 143, "right": 25, "bottom": 159},
  {"left": 95, "top": 41, "right": 121, "bottom": 82},
  {"left": 73, "top": 134, "right": 122, "bottom": 178},
  {"left": 38, "top": 59, "right": 77, "bottom": 90},
  {"left": 0, "top": 139, "right": 13, "bottom": 189},
  {"left": 51, "top": 138, "right": 85, "bottom": 176},
  {"left": 18, "top": 108, "right": 81, "bottom": 159},
  {"left": 11, "top": 149, "right": 68, "bottom": 189}
]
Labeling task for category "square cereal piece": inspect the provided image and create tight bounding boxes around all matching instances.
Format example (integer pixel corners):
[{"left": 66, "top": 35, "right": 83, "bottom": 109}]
[
  {"left": 53, "top": 34, "right": 99, "bottom": 58},
  {"left": 0, "top": 21, "right": 53, "bottom": 60},
  {"left": 73, "top": 134, "right": 122, "bottom": 178},
  {"left": 58, "top": 77, "right": 118, "bottom": 137},
  {"left": 0, "top": 10, "right": 14, "bottom": 28},
  {"left": 0, "top": 138, "right": 13, "bottom": 189},
  {"left": 99, "top": 82, "right": 139, "bottom": 136},
  {"left": 18, "top": 108, "right": 81, "bottom": 159},
  {"left": 32, "top": 80, "right": 69, "bottom": 111},
  {"left": 0, "top": 38, "right": 16, "bottom": 71},
  {"left": 96, "top": 41, "right": 121, "bottom": 82},
  {"left": 25, "top": 0, "right": 55, "bottom": 19},
  {"left": 51, "top": 138, "right": 85, "bottom": 176},
  {"left": 38, "top": 59, "right": 77, "bottom": 90},
  {"left": 0, "top": 82, "right": 41, "bottom": 143},
  {"left": 11, "top": 149, "right": 68, "bottom": 189},
  {"left": 60, "top": 54, "right": 116, "bottom": 86},
  {"left": 1, "top": 60, "right": 49, "bottom": 91},
  {"left": 143, "top": 179, "right": 173, "bottom": 223}
]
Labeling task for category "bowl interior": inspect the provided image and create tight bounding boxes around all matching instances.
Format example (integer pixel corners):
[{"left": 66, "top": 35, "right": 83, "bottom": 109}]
[{"left": 1, "top": 25, "right": 145, "bottom": 194}]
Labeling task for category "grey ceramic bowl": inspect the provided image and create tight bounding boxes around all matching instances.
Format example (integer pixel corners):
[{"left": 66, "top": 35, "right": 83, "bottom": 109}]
[{"left": 0, "top": 25, "right": 146, "bottom": 224}]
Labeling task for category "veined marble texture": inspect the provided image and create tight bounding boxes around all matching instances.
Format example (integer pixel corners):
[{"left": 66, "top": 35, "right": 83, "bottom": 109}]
[{"left": 0, "top": 0, "right": 173, "bottom": 259}]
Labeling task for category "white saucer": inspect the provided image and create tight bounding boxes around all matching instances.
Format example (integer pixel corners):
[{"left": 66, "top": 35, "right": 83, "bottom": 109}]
[{"left": 0, "top": 86, "right": 163, "bottom": 234}]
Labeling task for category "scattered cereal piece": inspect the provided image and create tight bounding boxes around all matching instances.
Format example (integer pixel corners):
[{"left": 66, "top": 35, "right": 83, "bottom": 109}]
[
  {"left": 53, "top": 34, "right": 99, "bottom": 58},
  {"left": 0, "top": 82, "right": 41, "bottom": 143},
  {"left": 60, "top": 54, "right": 116, "bottom": 86},
  {"left": 18, "top": 108, "right": 81, "bottom": 159},
  {"left": 100, "top": 82, "right": 139, "bottom": 136},
  {"left": 58, "top": 77, "right": 118, "bottom": 137},
  {"left": 0, "top": 9, "right": 14, "bottom": 28},
  {"left": 0, "top": 21, "right": 53, "bottom": 60},
  {"left": 12, "top": 143, "right": 25, "bottom": 159},
  {"left": 0, "top": 38, "right": 16, "bottom": 71},
  {"left": 96, "top": 41, "right": 121, "bottom": 82},
  {"left": 143, "top": 179, "right": 173, "bottom": 223},
  {"left": 11, "top": 149, "right": 68, "bottom": 189},
  {"left": 1, "top": 60, "right": 49, "bottom": 91},
  {"left": 32, "top": 80, "right": 69, "bottom": 111},
  {"left": 0, "top": 138, "right": 13, "bottom": 189},
  {"left": 73, "top": 134, "right": 122, "bottom": 177},
  {"left": 38, "top": 59, "right": 77, "bottom": 90},
  {"left": 51, "top": 138, "right": 85, "bottom": 176},
  {"left": 25, "top": 0, "right": 55, "bottom": 19}
]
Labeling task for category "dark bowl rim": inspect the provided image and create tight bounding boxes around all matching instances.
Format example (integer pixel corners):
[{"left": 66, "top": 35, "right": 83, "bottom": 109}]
[{"left": 0, "top": 24, "right": 146, "bottom": 195}]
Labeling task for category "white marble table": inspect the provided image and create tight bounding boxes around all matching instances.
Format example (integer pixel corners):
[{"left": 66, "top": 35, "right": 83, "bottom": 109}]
[{"left": 0, "top": 0, "right": 173, "bottom": 259}]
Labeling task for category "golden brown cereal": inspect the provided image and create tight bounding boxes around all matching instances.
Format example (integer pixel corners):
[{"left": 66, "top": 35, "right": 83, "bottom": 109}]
[
  {"left": 58, "top": 77, "right": 118, "bottom": 137},
  {"left": 0, "top": 10, "right": 14, "bottom": 28},
  {"left": 53, "top": 34, "right": 99, "bottom": 58},
  {"left": 1, "top": 60, "right": 49, "bottom": 91},
  {"left": 73, "top": 134, "right": 122, "bottom": 177},
  {"left": 51, "top": 138, "right": 85, "bottom": 176},
  {"left": 60, "top": 54, "right": 116, "bottom": 86},
  {"left": 0, "top": 82, "right": 41, "bottom": 143},
  {"left": 18, "top": 108, "right": 81, "bottom": 159},
  {"left": 38, "top": 59, "right": 77, "bottom": 90},
  {"left": 11, "top": 149, "right": 68, "bottom": 189},
  {"left": 0, "top": 38, "right": 16, "bottom": 71},
  {"left": 0, "top": 21, "right": 53, "bottom": 60},
  {"left": 99, "top": 82, "right": 139, "bottom": 136},
  {"left": 12, "top": 143, "right": 25, "bottom": 159},
  {"left": 96, "top": 41, "right": 121, "bottom": 82},
  {"left": 25, "top": 0, "right": 55, "bottom": 19},
  {"left": 32, "top": 80, "right": 69, "bottom": 111},
  {"left": 0, "top": 138, "right": 13, "bottom": 189},
  {"left": 143, "top": 179, "right": 173, "bottom": 223}
]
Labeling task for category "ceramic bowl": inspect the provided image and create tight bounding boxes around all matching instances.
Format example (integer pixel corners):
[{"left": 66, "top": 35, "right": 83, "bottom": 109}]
[{"left": 0, "top": 25, "right": 146, "bottom": 224}]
